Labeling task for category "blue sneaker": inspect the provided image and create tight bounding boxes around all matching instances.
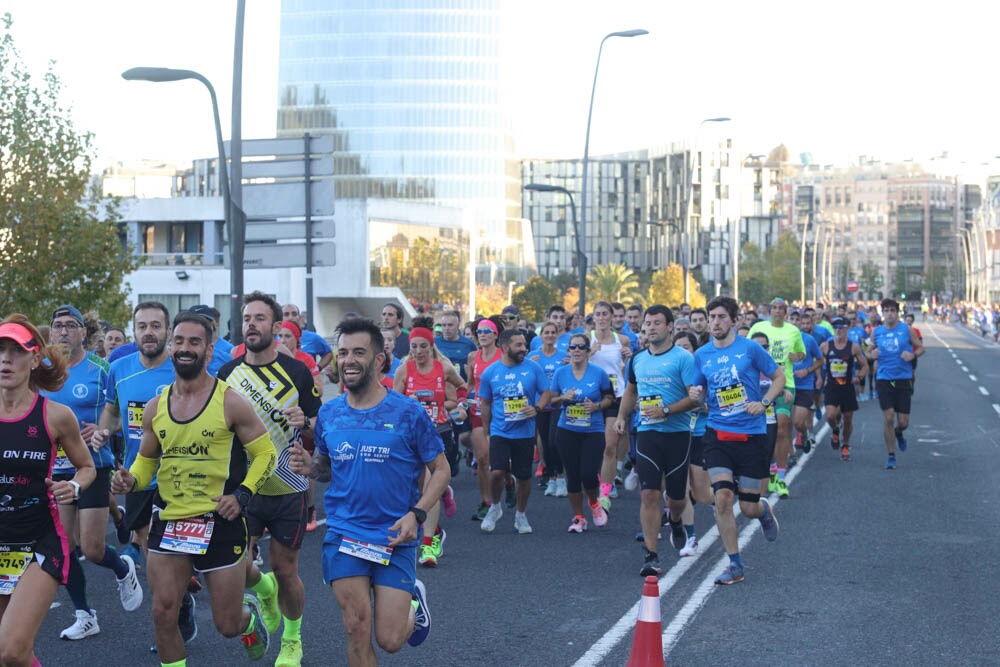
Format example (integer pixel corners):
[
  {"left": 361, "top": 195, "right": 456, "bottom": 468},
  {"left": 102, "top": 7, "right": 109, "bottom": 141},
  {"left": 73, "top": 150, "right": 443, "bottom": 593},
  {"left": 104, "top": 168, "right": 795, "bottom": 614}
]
[
  {"left": 121, "top": 543, "right": 142, "bottom": 571},
  {"left": 814, "top": 407, "right": 823, "bottom": 423},
  {"left": 886, "top": 454, "right": 896, "bottom": 470},
  {"left": 240, "top": 593, "right": 270, "bottom": 660},
  {"left": 408, "top": 579, "right": 431, "bottom": 647},
  {"left": 179, "top": 591, "right": 197, "bottom": 643},
  {"left": 896, "top": 431, "right": 907, "bottom": 452},
  {"left": 758, "top": 499, "right": 779, "bottom": 542},
  {"left": 714, "top": 563, "right": 745, "bottom": 585}
]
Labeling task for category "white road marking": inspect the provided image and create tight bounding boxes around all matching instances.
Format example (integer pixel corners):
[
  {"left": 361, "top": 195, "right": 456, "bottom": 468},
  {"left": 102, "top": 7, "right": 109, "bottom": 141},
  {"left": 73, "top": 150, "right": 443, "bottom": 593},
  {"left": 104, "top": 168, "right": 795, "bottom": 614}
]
[
  {"left": 918, "top": 438, "right": 941, "bottom": 443},
  {"left": 969, "top": 375, "right": 977, "bottom": 382},
  {"left": 993, "top": 404, "right": 1000, "bottom": 417},
  {"left": 979, "top": 386, "right": 989, "bottom": 396},
  {"left": 961, "top": 366, "right": 969, "bottom": 372}
]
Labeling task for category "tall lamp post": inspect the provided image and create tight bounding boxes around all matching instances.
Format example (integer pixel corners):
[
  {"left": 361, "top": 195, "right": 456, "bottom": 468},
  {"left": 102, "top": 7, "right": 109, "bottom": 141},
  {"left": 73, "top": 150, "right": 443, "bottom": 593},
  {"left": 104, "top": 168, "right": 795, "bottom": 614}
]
[
  {"left": 525, "top": 183, "right": 585, "bottom": 314},
  {"left": 683, "top": 117, "right": 731, "bottom": 303},
  {"left": 580, "top": 29, "right": 648, "bottom": 315}
]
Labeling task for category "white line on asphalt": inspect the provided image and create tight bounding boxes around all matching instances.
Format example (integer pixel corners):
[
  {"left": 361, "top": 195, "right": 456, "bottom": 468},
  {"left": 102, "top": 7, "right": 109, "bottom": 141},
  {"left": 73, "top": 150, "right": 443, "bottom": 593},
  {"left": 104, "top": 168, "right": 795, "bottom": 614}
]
[
  {"left": 993, "top": 404, "right": 1000, "bottom": 418},
  {"left": 961, "top": 366, "right": 969, "bottom": 372},
  {"left": 969, "top": 375, "right": 977, "bottom": 382},
  {"left": 574, "top": 423, "right": 830, "bottom": 665},
  {"left": 980, "top": 386, "right": 990, "bottom": 396}
]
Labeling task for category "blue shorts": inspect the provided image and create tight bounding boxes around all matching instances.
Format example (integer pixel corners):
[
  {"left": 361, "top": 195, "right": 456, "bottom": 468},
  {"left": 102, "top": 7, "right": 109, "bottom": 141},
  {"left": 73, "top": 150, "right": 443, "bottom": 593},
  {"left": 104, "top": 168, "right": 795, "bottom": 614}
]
[{"left": 322, "top": 532, "right": 416, "bottom": 593}]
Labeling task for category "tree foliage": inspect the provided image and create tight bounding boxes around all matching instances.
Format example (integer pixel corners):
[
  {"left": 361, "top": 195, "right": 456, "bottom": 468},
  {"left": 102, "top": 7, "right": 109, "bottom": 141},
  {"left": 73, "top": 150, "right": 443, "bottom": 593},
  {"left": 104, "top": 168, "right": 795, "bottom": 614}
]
[
  {"left": 1, "top": 15, "right": 138, "bottom": 325},
  {"left": 648, "top": 263, "right": 705, "bottom": 308},
  {"left": 513, "top": 275, "right": 558, "bottom": 322},
  {"left": 737, "top": 233, "right": 805, "bottom": 305},
  {"left": 474, "top": 282, "right": 508, "bottom": 318},
  {"left": 586, "top": 263, "right": 642, "bottom": 304},
  {"left": 372, "top": 234, "right": 468, "bottom": 307},
  {"left": 859, "top": 259, "right": 881, "bottom": 295}
]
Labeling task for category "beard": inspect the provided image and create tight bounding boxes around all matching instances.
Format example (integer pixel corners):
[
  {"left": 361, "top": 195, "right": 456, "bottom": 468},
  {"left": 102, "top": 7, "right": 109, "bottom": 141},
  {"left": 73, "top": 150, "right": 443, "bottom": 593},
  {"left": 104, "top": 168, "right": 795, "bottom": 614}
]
[
  {"left": 172, "top": 351, "right": 207, "bottom": 380},
  {"left": 140, "top": 336, "right": 167, "bottom": 359},
  {"left": 244, "top": 330, "right": 274, "bottom": 354},
  {"left": 341, "top": 357, "right": 378, "bottom": 393}
]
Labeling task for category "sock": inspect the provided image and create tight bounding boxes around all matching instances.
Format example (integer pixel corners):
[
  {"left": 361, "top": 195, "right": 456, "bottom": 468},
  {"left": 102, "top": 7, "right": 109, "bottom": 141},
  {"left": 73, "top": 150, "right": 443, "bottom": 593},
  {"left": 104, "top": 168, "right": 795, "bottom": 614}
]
[
  {"left": 600, "top": 482, "right": 612, "bottom": 497},
  {"left": 777, "top": 467, "right": 787, "bottom": 481},
  {"left": 99, "top": 545, "right": 130, "bottom": 579},
  {"left": 32, "top": 657, "right": 42, "bottom": 667},
  {"left": 422, "top": 535, "right": 433, "bottom": 546},
  {"left": 832, "top": 427, "right": 840, "bottom": 436},
  {"left": 282, "top": 614, "right": 302, "bottom": 641},
  {"left": 64, "top": 555, "right": 90, "bottom": 613},
  {"left": 411, "top": 599, "right": 420, "bottom": 613},
  {"left": 769, "top": 462, "right": 778, "bottom": 475},
  {"left": 251, "top": 571, "right": 276, "bottom": 598},
  {"left": 643, "top": 546, "right": 657, "bottom": 560},
  {"left": 684, "top": 524, "right": 696, "bottom": 539},
  {"left": 728, "top": 552, "right": 743, "bottom": 568},
  {"left": 515, "top": 511, "right": 526, "bottom": 520},
  {"left": 161, "top": 661, "right": 186, "bottom": 667},
  {"left": 894, "top": 427, "right": 903, "bottom": 437}
]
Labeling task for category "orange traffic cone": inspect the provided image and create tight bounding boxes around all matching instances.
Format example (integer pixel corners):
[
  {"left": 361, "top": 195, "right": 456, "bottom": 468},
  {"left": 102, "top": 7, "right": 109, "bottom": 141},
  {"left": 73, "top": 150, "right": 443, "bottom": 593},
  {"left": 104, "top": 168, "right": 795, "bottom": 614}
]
[{"left": 626, "top": 575, "right": 664, "bottom": 667}]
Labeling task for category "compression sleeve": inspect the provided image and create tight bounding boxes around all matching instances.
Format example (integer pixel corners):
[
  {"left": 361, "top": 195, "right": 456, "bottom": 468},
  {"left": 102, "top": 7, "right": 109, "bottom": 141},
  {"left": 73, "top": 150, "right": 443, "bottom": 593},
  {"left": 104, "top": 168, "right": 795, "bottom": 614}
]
[
  {"left": 241, "top": 432, "right": 278, "bottom": 494},
  {"left": 129, "top": 453, "right": 160, "bottom": 492}
]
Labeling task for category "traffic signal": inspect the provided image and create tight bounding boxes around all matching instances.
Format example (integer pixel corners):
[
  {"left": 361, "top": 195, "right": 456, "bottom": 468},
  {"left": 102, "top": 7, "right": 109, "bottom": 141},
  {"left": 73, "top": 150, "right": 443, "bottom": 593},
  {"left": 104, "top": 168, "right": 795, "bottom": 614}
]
[{"left": 900, "top": 293, "right": 906, "bottom": 300}]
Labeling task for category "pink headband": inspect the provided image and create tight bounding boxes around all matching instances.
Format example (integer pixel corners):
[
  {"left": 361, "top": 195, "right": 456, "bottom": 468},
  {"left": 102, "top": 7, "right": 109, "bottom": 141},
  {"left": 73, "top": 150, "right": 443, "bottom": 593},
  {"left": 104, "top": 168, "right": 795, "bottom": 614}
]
[{"left": 477, "top": 319, "right": 498, "bottom": 335}]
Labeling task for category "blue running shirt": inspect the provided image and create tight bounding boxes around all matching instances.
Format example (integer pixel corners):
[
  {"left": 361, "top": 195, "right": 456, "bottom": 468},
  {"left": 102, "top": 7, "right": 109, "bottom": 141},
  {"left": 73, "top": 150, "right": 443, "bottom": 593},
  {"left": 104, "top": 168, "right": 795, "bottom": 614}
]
[
  {"left": 530, "top": 332, "right": 571, "bottom": 359},
  {"left": 549, "top": 363, "right": 611, "bottom": 433},
  {"left": 529, "top": 347, "right": 564, "bottom": 412},
  {"left": 314, "top": 390, "right": 443, "bottom": 546},
  {"left": 42, "top": 352, "right": 112, "bottom": 471},
  {"left": 872, "top": 323, "right": 913, "bottom": 380},
  {"left": 627, "top": 346, "right": 696, "bottom": 434},
  {"left": 793, "top": 334, "right": 823, "bottom": 391},
  {"left": 435, "top": 335, "right": 478, "bottom": 380},
  {"left": 693, "top": 337, "right": 778, "bottom": 435},
  {"left": 478, "top": 359, "right": 549, "bottom": 439}
]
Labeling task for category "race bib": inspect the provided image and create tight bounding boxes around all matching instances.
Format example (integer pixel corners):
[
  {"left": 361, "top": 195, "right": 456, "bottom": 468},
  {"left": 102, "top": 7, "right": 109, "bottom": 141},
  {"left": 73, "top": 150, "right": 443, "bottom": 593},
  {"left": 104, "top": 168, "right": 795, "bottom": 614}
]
[
  {"left": 503, "top": 395, "right": 528, "bottom": 421},
  {"left": 413, "top": 391, "right": 439, "bottom": 421},
  {"left": 638, "top": 395, "right": 665, "bottom": 425},
  {"left": 127, "top": 400, "right": 146, "bottom": 441},
  {"left": 0, "top": 543, "right": 33, "bottom": 596},
  {"left": 53, "top": 444, "right": 72, "bottom": 473},
  {"left": 716, "top": 383, "right": 748, "bottom": 416},
  {"left": 610, "top": 375, "right": 620, "bottom": 394},
  {"left": 339, "top": 537, "right": 392, "bottom": 566},
  {"left": 566, "top": 403, "right": 591, "bottom": 427},
  {"left": 160, "top": 516, "right": 215, "bottom": 555},
  {"left": 765, "top": 405, "right": 776, "bottom": 425},
  {"left": 830, "top": 360, "right": 848, "bottom": 379}
]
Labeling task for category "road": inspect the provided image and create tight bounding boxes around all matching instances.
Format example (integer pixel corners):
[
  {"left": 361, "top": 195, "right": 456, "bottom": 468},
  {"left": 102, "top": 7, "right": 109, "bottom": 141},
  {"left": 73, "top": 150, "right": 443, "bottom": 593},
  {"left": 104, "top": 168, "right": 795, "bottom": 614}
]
[{"left": 32, "top": 321, "right": 1000, "bottom": 665}]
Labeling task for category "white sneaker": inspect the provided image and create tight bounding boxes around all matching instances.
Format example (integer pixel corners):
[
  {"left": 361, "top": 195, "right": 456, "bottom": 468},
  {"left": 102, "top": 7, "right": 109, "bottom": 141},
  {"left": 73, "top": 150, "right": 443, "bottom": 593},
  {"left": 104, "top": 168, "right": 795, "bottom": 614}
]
[
  {"left": 590, "top": 502, "right": 608, "bottom": 527},
  {"left": 624, "top": 469, "right": 639, "bottom": 491},
  {"left": 514, "top": 512, "right": 533, "bottom": 534},
  {"left": 480, "top": 504, "right": 502, "bottom": 533},
  {"left": 117, "top": 554, "right": 143, "bottom": 612},
  {"left": 544, "top": 479, "right": 557, "bottom": 496},
  {"left": 555, "top": 478, "right": 568, "bottom": 497},
  {"left": 60, "top": 609, "right": 100, "bottom": 640},
  {"left": 680, "top": 535, "right": 699, "bottom": 557}
]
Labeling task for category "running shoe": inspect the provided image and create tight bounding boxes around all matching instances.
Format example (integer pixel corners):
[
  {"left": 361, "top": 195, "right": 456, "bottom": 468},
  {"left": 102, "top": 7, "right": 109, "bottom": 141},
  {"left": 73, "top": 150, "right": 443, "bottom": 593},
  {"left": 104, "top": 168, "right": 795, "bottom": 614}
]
[
  {"left": 408, "top": 579, "right": 431, "bottom": 647},
  {"left": 179, "top": 591, "right": 198, "bottom": 643},
  {"left": 275, "top": 638, "right": 303, "bottom": 667},
  {"left": 252, "top": 542, "right": 263, "bottom": 568},
  {"left": 667, "top": 513, "right": 686, "bottom": 550},
  {"left": 441, "top": 485, "right": 457, "bottom": 518},
  {"left": 598, "top": 495, "right": 611, "bottom": 512},
  {"left": 60, "top": 609, "right": 100, "bottom": 640},
  {"left": 240, "top": 594, "right": 270, "bottom": 661},
  {"left": 472, "top": 501, "right": 489, "bottom": 521},
  {"left": 786, "top": 452, "right": 797, "bottom": 468},
  {"left": 624, "top": 469, "right": 639, "bottom": 491},
  {"left": 896, "top": 431, "right": 907, "bottom": 452},
  {"left": 803, "top": 436, "right": 814, "bottom": 453},
  {"left": 73, "top": 545, "right": 85, "bottom": 562},
  {"left": 767, "top": 473, "right": 778, "bottom": 494},
  {"left": 117, "top": 554, "right": 143, "bottom": 612},
  {"left": 639, "top": 551, "right": 663, "bottom": 577},
  {"left": 418, "top": 542, "right": 438, "bottom": 568},
  {"left": 794, "top": 432, "right": 803, "bottom": 449},
  {"left": 504, "top": 480, "right": 517, "bottom": 509},
  {"left": 535, "top": 463, "right": 545, "bottom": 478},
  {"left": 568, "top": 516, "right": 588, "bottom": 533},
  {"left": 609, "top": 484, "right": 619, "bottom": 499},
  {"left": 831, "top": 431, "right": 840, "bottom": 449},
  {"left": 815, "top": 407, "right": 823, "bottom": 423},
  {"left": 544, "top": 479, "right": 557, "bottom": 496},
  {"left": 758, "top": 499, "right": 779, "bottom": 542},
  {"left": 431, "top": 528, "right": 446, "bottom": 559},
  {"left": 886, "top": 454, "right": 896, "bottom": 470},
  {"left": 775, "top": 479, "right": 790, "bottom": 499},
  {"left": 714, "top": 563, "right": 744, "bottom": 585},
  {"left": 257, "top": 572, "right": 281, "bottom": 633},
  {"left": 305, "top": 506, "right": 318, "bottom": 533},
  {"left": 841, "top": 446, "right": 851, "bottom": 462},
  {"left": 514, "top": 512, "right": 533, "bottom": 534},
  {"left": 480, "top": 504, "right": 502, "bottom": 532},
  {"left": 679, "top": 536, "right": 699, "bottom": 557},
  {"left": 114, "top": 505, "right": 130, "bottom": 544},
  {"left": 590, "top": 501, "right": 608, "bottom": 527},
  {"left": 555, "top": 478, "right": 568, "bottom": 497}
]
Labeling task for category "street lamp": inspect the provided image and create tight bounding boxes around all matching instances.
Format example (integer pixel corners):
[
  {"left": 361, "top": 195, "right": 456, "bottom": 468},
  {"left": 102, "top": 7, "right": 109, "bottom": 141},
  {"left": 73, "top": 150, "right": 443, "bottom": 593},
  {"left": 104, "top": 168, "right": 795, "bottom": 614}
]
[
  {"left": 524, "top": 183, "right": 585, "bottom": 314},
  {"left": 122, "top": 66, "right": 245, "bottom": 341},
  {"left": 683, "top": 116, "right": 731, "bottom": 303},
  {"left": 580, "top": 29, "right": 648, "bottom": 315}
]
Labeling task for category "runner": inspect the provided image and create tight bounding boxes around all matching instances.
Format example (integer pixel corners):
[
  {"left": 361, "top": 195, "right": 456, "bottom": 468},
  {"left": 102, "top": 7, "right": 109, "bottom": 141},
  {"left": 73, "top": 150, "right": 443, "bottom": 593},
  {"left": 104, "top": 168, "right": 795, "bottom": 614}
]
[
  {"left": 547, "top": 333, "right": 614, "bottom": 533},
  {"left": 749, "top": 332, "right": 780, "bottom": 496},
  {"left": 748, "top": 298, "right": 806, "bottom": 498},
  {"left": 868, "top": 298, "right": 924, "bottom": 469},
  {"left": 0, "top": 315, "right": 95, "bottom": 667},
  {"left": 466, "top": 319, "right": 502, "bottom": 520},
  {"left": 218, "top": 292, "right": 322, "bottom": 667},
  {"left": 821, "top": 317, "right": 869, "bottom": 461},
  {"left": 42, "top": 305, "right": 143, "bottom": 641},
  {"left": 282, "top": 304, "right": 334, "bottom": 376},
  {"left": 689, "top": 297, "right": 782, "bottom": 585},
  {"left": 791, "top": 320, "right": 824, "bottom": 455},
  {"left": 111, "top": 311, "right": 278, "bottom": 665},
  {"left": 393, "top": 328, "right": 465, "bottom": 567},
  {"left": 614, "top": 305, "right": 697, "bottom": 576},
  {"left": 903, "top": 312, "right": 923, "bottom": 390},
  {"left": 290, "top": 317, "right": 448, "bottom": 665},
  {"left": 590, "top": 301, "right": 632, "bottom": 510},
  {"left": 434, "top": 311, "right": 477, "bottom": 381},
  {"left": 530, "top": 322, "right": 566, "bottom": 496},
  {"left": 478, "top": 328, "right": 550, "bottom": 534},
  {"left": 380, "top": 303, "right": 410, "bottom": 359}
]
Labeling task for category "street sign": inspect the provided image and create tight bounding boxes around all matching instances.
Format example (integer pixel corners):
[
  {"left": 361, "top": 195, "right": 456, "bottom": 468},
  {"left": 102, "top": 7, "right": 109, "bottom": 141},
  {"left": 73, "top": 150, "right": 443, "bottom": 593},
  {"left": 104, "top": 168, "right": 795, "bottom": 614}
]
[{"left": 847, "top": 281, "right": 859, "bottom": 292}]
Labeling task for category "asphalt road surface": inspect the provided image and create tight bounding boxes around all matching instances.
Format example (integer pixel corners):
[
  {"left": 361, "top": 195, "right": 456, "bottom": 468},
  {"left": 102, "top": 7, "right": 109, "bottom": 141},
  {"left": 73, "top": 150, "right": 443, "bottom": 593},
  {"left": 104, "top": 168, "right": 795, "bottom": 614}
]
[{"left": 31, "top": 321, "right": 1000, "bottom": 665}]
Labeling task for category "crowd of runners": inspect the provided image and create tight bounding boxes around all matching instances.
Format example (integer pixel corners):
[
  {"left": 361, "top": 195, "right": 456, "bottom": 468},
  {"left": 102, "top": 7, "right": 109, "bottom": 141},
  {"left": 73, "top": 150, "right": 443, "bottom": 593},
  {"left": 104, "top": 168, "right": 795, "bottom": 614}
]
[{"left": 0, "top": 292, "right": 928, "bottom": 666}]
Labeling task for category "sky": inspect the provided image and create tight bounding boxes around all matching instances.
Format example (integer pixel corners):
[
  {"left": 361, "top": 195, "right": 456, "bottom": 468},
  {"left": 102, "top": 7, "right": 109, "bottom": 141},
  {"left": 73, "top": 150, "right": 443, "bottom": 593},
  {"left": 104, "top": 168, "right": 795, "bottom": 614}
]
[{"left": 6, "top": 0, "right": 1000, "bottom": 175}]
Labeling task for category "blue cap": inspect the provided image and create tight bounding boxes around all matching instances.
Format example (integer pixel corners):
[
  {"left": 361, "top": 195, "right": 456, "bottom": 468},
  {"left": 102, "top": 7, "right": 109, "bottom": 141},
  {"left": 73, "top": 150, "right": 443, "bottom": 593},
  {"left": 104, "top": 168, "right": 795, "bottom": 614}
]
[{"left": 51, "top": 305, "right": 84, "bottom": 325}]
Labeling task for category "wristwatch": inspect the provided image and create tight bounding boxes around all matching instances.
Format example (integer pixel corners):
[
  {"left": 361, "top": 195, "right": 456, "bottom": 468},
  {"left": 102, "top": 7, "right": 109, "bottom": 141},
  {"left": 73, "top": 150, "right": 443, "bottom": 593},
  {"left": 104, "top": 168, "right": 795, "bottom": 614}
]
[
  {"left": 408, "top": 507, "right": 427, "bottom": 524},
  {"left": 233, "top": 485, "right": 252, "bottom": 509},
  {"left": 761, "top": 397, "right": 772, "bottom": 408},
  {"left": 68, "top": 480, "right": 81, "bottom": 500}
]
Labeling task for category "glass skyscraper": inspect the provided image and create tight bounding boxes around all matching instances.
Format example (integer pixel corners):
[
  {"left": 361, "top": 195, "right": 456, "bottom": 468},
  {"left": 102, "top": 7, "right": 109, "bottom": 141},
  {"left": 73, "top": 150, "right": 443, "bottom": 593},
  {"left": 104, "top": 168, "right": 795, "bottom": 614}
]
[{"left": 277, "top": 0, "right": 533, "bottom": 284}]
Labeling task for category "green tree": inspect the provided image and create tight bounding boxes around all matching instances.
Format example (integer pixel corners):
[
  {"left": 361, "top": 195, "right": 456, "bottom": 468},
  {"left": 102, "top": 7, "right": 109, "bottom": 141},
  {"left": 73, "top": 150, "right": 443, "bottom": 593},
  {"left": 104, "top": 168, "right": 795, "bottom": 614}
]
[
  {"left": 859, "top": 259, "right": 881, "bottom": 295},
  {"left": 550, "top": 271, "right": 578, "bottom": 296},
  {"left": 648, "top": 263, "right": 706, "bottom": 308},
  {"left": 765, "top": 232, "right": 803, "bottom": 302},
  {"left": 513, "top": 275, "right": 558, "bottom": 322},
  {"left": 738, "top": 242, "right": 767, "bottom": 306},
  {"left": 1, "top": 15, "right": 137, "bottom": 324},
  {"left": 586, "top": 263, "right": 641, "bottom": 303}
]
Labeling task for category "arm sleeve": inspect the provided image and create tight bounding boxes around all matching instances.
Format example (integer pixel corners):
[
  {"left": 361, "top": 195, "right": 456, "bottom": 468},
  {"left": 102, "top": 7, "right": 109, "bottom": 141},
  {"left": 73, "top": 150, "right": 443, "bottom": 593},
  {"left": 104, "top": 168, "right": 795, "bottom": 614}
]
[
  {"left": 129, "top": 453, "right": 160, "bottom": 492},
  {"left": 241, "top": 431, "right": 278, "bottom": 494}
]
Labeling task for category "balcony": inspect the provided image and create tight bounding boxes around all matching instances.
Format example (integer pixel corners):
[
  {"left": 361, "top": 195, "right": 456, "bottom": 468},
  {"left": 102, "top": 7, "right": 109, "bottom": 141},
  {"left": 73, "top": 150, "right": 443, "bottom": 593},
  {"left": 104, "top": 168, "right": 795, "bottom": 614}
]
[{"left": 139, "top": 252, "right": 225, "bottom": 267}]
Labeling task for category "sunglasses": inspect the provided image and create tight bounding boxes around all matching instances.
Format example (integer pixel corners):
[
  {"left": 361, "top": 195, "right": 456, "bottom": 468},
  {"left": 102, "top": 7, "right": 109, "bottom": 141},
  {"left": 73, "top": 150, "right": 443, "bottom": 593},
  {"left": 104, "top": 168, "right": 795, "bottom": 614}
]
[
  {"left": 567, "top": 343, "right": 589, "bottom": 351},
  {"left": 476, "top": 329, "right": 495, "bottom": 335},
  {"left": 503, "top": 315, "right": 518, "bottom": 320}
]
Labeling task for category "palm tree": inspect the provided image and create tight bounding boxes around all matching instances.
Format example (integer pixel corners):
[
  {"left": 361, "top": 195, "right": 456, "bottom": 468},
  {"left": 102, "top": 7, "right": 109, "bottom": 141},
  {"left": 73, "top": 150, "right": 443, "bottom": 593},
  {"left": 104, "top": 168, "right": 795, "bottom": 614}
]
[{"left": 586, "top": 263, "right": 642, "bottom": 304}]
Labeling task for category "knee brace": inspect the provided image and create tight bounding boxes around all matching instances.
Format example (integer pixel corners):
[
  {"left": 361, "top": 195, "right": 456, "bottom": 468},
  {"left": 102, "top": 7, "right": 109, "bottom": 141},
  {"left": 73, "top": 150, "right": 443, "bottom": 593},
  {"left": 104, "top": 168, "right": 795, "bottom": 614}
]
[
  {"left": 711, "top": 480, "right": 736, "bottom": 495},
  {"left": 737, "top": 491, "right": 761, "bottom": 504}
]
